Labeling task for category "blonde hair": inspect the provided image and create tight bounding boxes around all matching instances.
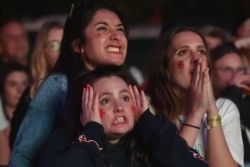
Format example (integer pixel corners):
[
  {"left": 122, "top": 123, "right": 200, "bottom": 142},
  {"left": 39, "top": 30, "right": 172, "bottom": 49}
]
[{"left": 29, "top": 21, "right": 64, "bottom": 98}]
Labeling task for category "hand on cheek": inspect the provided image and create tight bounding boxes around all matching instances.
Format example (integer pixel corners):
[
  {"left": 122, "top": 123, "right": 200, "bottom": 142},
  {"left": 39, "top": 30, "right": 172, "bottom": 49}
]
[
  {"left": 128, "top": 85, "right": 148, "bottom": 121},
  {"left": 81, "top": 84, "right": 102, "bottom": 127}
]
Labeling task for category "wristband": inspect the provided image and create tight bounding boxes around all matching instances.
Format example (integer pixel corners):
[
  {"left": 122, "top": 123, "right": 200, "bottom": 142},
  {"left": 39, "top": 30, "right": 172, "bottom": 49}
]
[
  {"left": 207, "top": 115, "right": 221, "bottom": 129},
  {"left": 183, "top": 123, "right": 200, "bottom": 129}
]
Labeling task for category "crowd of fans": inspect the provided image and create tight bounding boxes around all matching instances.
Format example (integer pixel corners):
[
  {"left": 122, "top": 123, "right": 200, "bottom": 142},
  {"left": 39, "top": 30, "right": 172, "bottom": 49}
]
[{"left": 0, "top": 0, "right": 250, "bottom": 166}]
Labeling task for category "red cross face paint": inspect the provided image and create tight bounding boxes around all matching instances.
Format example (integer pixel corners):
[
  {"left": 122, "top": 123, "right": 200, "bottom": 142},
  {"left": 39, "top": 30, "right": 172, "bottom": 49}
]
[
  {"left": 94, "top": 32, "right": 101, "bottom": 38},
  {"left": 177, "top": 61, "right": 184, "bottom": 69},
  {"left": 99, "top": 108, "right": 106, "bottom": 118}
]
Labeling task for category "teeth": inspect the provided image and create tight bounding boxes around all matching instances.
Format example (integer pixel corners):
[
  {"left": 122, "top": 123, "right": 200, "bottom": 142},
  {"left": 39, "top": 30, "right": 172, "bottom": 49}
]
[
  {"left": 107, "top": 47, "right": 120, "bottom": 52},
  {"left": 114, "top": 117, "right": 125, "bottom": 124}
]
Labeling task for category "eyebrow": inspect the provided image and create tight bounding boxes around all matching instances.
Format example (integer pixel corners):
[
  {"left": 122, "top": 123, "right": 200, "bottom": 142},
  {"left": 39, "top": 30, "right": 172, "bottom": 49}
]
[
  {"left": 94, "top": 21, "right": 124, "bottom": 27},
  {"left": 99, "top": 89, "right": 129, "bottom": 97}
]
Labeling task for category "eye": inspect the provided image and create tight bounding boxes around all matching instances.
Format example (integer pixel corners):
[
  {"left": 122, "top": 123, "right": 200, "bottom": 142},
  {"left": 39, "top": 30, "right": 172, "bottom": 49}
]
[
  {"left": 97, "top": 26, "right": 108, "bottom": 32},
  {"left": 47, "top": 41, "right": 60, "bottom": 52},
  {"left": 122, "top": 95, "right": 130, "bottom": 102},
  {"left": 178, "top": 50, "right": 190, "bottom": 56},
  {"left": 100, "top": 98, "right": 110, "bottom": 105},
  {"left": 199, "top": 49, "right": 206, "bottom": 55},
  {"left": 117, "top": 27, "right": 125, "bottom": 33}
]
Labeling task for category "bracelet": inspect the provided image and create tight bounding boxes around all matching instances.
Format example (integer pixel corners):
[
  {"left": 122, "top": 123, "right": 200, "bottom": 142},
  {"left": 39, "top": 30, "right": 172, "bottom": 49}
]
[
  {"left": 183, "top": 123, "right": 200, "bottom": 129},
  {"left": 207, "top": 115, "right": 221, "bottom": 129}
]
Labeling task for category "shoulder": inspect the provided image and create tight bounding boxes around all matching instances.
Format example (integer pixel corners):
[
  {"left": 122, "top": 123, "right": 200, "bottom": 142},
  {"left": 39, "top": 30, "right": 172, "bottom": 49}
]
[
  {"left": 215, "top": 98, "right": 240, "bottom": 117},
  {"left": 41, "top": 73, "right": 68, "bottom": 89},
  {"left": 47, "top": 73, "right": 67, "bottom": 83}
]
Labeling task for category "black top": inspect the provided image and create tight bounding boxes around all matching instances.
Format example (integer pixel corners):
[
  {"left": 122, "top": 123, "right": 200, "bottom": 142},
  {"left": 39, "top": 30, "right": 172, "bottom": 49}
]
[
  {"left": 38, "top": 109, "right": 208, "bottom": 167},
  {"left": 222, "top": 86, "right": 250, "bottom": 162}
]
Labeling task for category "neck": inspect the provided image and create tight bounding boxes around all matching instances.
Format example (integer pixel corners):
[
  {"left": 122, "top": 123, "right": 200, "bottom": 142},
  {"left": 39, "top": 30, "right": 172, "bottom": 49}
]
[
  {"left": 4, "top": 105, "right": 15, "bottom": 121},
  {"left": 2, "top": 56, "right": 27, "bottom": 66},
  {"left": 83, "top": 58, "right": 95, "bottom": 71}
]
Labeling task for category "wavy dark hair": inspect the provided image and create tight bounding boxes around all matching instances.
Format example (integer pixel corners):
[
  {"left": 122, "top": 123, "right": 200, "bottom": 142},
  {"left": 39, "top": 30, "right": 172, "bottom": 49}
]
[
  {"left": 52, "top": 0, "right": 128, "bottom": 122},
  {"left": 145, "top": 26, "right": 210, "bottom": 122},
  {"left": 68, "top": 65, "right": 150, "bottom": 167},
  {"left": 53, "top": 0, "right": 128, "bottom": 78}
]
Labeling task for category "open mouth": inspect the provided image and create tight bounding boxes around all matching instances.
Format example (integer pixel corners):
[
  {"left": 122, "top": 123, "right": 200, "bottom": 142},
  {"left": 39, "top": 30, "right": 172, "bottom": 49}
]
[
  {"left": 107, "top": 46, "right": 121, "bottom": 53},
  {"left": 114, "top": 116, "right": 126, "bottom": 124}
]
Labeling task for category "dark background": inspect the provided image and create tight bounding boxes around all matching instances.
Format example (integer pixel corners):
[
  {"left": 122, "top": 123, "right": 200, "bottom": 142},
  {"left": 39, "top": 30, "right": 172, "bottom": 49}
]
[
  {"left": 1, "top": 0, "right": 250, "bottom": 73},
  {"left": 1, "top": 0, "right": 249, "bottom": 28}
]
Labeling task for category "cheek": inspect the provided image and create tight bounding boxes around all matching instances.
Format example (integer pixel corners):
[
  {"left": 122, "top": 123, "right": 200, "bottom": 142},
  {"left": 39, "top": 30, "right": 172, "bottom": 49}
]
[
  {"left": 177, "top": 60, "right": 184, "bottom": 69},
  {"left": 94, "top": 32, "right": 102, "bottom": 38}
]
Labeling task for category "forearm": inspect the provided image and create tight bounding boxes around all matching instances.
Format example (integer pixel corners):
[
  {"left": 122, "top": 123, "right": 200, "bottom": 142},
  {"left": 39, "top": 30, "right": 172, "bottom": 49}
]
[
  {"left": 207, "top": 127, "right": 238, "bottom": 167},
  {"left": 206, "top": 105, "right": 238, "bottom": 167},
  {"left": 178, "top": 110, "right": 204, "bottom": 147},
  {"left": 0, "top": 128, "right": 10, "bottom": 165}
]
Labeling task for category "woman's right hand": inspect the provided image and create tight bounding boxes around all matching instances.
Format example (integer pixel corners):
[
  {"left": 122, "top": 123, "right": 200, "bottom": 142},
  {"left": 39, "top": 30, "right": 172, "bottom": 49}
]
[
  {"left": 80, "top": 84, "right": 102, "bottom": 127},
  {"left": 227, "top": 70, "right": 250, "bottom": 92}
]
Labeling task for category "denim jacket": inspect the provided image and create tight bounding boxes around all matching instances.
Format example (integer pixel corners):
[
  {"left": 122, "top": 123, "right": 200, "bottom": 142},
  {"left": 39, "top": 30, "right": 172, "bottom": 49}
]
[{"left": 9, "top": 73, "right": 68, "bottom": 167}]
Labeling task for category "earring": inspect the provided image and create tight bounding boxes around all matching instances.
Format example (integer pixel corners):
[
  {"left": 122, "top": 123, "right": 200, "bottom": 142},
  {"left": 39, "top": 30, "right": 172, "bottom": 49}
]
[{"left": 80, "top": 48, "right": 84, "bottom": 60}]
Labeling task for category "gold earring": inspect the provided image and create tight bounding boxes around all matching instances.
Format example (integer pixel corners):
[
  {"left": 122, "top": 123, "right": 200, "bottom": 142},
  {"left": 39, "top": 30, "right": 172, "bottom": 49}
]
[{"left": 80, "top": 48, "right": 84, "bottom": 60}]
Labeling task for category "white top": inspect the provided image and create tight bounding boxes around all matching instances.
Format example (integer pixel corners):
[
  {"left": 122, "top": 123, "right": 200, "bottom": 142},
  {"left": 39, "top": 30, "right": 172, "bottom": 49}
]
[
  {"left": 0, "top": 95, "right": 9, "bottom": 131},
  {"left": 179, "top": 98, "right": 244, "bottom": 167}
]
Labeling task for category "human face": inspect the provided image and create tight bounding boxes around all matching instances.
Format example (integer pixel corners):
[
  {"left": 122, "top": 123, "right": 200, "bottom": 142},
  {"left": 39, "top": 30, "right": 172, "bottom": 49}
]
[
  {"left": 93, "top": 76, "right": 134, "bottom": 143},
  {"left": 83, "top": 9, "right": 127, "bottom": 70},
  {"left": 237, "top": 18, "right": 250, "bottom": 38},
  {"left": 205, "top": 35, "right": 222, "bottom": 50},
  {"left": 0, "top": 22, "right": 29, "bottom": 64},
  {"left": 3, "top": 71, "right": 29, "bottom": 118},
  {"left": 44, "top": 28, "right": 63, "bottom": 70},
  {"left": 214, "top": 52, "right": 245, "bottom": 92},
  {"left": 169, "top": 31, "right": 207, "bottom": 90}
]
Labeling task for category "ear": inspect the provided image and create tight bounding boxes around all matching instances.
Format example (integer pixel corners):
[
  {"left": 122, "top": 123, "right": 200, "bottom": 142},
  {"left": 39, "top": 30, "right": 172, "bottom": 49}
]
[{"left": 72, "top": 39, "right": 83, "bottom": 54}]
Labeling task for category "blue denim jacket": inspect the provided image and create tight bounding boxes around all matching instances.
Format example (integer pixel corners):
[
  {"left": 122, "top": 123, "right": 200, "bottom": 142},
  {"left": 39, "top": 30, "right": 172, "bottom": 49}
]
[{"left": 9, "top": 73, "right": 68, "bottom": 167}]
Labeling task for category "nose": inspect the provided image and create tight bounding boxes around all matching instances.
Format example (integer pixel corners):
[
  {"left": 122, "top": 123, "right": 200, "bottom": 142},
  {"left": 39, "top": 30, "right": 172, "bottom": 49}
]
[
  {"left": 17, "top": 84, "right": 26, "bottom": 95},
  {"left": 191, "top": 53, "right": 200, "bottom": 64},
  {"left": 110, "top": 30, "right": 120, "bottom": 42},
  {"left": 113, "top": 101, "right": 124, "bottom": 113}
]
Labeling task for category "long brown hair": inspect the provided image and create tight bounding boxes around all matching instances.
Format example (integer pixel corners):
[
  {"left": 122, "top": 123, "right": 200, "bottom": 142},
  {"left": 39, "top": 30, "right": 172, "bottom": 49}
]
[
  {"left": 29, "top": 21, "right": 64, "bottom": 98},
  {"left": 145, "top": 26, "right": 210, "bottom": 122}
]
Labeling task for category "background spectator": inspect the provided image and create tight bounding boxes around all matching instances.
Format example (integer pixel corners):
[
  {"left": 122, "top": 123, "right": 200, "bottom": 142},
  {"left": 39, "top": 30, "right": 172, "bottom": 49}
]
[{"left": 0, "top": 63, "right": 29, "bottom": 166}]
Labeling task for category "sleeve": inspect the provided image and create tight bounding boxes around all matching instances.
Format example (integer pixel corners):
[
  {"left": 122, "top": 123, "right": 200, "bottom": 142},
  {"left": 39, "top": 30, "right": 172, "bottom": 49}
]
[
  {"left": 134, "top": 109, "right": 208, "bottom": 167},
  {"left": 38, "top": 122, "right": 105, "bottom": 167},
  {"left": 0, "top": 95, "right": 9, "bottom": 131},
  {"left": 217, "top": 99, "right": 244, "bottom": 167},
  {"left": 9, "top": 75, "right": 66, "bottom": 167}
]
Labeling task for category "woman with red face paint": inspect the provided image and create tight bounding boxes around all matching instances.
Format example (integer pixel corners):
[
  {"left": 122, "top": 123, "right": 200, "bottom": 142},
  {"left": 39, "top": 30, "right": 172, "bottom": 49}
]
[
  {"left": 10, "top": 0, "right": 128, "bottom": 166},
  {"left": 38, "top": 66, "right": 208, "bottom": 167},
  {"left": 145, "top": 26, "right": 243, "bottom": 167}
]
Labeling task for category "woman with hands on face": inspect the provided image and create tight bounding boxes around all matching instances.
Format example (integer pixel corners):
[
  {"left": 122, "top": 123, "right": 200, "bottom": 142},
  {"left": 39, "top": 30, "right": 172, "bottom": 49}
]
[
  {"left": 145, "top": 26, "right": 243, "bottom": 167},
  {"left": 10, "top": 0, "right": 129, "bottom": 166},
  {"left": 38, "top": 66, "right": 208, "bottom": 167}
]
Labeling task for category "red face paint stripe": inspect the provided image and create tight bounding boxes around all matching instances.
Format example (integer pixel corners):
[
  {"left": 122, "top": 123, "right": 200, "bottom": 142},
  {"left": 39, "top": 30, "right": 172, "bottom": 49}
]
[
  {"left": 99, "top": 109, "right": 106, "bottom": 118},
  {"left": 177, "top": 61, "right": 184, "bottom": 68}
]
